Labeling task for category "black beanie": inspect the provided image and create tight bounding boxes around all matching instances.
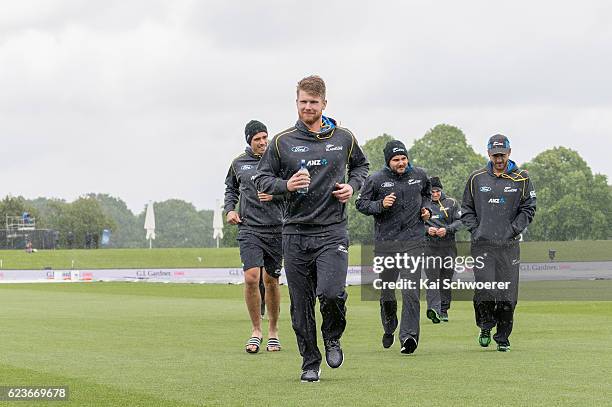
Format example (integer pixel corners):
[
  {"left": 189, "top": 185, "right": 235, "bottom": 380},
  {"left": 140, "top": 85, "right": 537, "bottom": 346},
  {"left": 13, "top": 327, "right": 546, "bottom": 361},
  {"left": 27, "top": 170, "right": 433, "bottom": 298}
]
[
  {"left": 244, "top": 120, "right": 268, "bottom": 144},
  {"left": 383, "top": 140, "right": 408, "bottom": 166},
  {"left": 430, "top": 177, "right": 443, "bottom": 190}
]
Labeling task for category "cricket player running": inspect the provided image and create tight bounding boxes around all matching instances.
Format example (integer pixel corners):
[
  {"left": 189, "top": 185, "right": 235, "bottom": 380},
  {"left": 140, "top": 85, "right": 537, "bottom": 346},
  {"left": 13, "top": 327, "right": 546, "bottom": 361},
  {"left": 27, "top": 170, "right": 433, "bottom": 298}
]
[
  {"left": 224, "top": 120, "right": 284, "bottom": 354},
  {"left": 461, "top": 134, "right": 536, "bottom": 352},
  {"left": 424, "top": 176, "right": 462, "bottom": 322},
  {"left": 356, "top": 140, "right": 432, "bottom": 353},
  {"left": 255, "top": 75, "right": 369, "bottom": 382}
]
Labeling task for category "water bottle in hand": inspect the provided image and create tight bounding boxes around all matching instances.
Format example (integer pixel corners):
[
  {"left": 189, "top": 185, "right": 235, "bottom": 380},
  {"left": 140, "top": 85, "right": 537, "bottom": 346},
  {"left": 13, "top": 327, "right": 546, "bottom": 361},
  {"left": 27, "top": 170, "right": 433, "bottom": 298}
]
[{"left": 297, "top": 159, "right": 309, "bottom": 194}]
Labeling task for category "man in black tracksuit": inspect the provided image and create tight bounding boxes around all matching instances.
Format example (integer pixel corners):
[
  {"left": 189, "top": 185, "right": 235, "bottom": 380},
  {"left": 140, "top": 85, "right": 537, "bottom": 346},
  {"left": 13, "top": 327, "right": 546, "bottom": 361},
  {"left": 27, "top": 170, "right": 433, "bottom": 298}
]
[
  {"left": 461, "top": 134, "right": 536, "bottom": 352},
  {"left": 255, "top": 76, "right": 369, "bottom": 382},
  {"left": 224, "top": 120, "right": 284, "bottom": 354},
  {"left": 424, "top": 176, "right": 462, "bottom": 322},
  {"left": 356, "top": 140, "right": 431, "bottom": 354}
]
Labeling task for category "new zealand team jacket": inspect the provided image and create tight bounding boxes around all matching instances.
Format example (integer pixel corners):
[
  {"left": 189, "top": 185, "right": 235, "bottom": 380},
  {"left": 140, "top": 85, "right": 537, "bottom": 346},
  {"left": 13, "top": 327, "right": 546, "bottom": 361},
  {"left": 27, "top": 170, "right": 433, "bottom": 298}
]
[
  {"left": 356, "top": 165, "right": 432, "bottom": 242},
  {"left": 426, "top": 192, "right": 463, "bottom": 243},
  {"left": 254, "top": 117, "right": 369, "bottom": 235},
  {"left": 461, "top": 160, "right": 536, "bottom": 243},
  {"left": 224, "top": 146, "right": 284, "bottom": 235}
]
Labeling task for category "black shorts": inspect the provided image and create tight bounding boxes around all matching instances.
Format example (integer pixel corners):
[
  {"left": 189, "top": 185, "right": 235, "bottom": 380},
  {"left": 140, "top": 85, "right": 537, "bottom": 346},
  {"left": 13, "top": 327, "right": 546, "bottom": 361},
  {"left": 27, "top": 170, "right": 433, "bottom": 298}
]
[{"left": 237, "top": 231, "right": 283, "bottom": 278}]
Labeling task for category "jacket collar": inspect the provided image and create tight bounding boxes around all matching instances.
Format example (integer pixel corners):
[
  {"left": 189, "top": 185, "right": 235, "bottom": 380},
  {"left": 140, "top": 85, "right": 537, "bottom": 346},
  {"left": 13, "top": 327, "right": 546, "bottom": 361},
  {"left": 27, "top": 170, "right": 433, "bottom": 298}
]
[
  {"left": 487, "top": 159, "right": 517, "bottom": 176},
  {"left": 295, "top": 115, "right": 337, "bottom": 138},
  {"left": 245, "top": 146, "right": 261, "bottom": 159}
]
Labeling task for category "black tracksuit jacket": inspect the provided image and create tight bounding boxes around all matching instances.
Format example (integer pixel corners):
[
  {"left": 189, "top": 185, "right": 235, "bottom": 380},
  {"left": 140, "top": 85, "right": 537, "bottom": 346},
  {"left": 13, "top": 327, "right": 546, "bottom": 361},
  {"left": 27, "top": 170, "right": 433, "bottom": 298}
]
[
  {"left": 224, "top": 146, "right": 284, "bottom": 235},
  {"left": 425, "top": 192, "right": 463, "bottom": 244},
  {"left": 355, "top": 165, "right": 432, "bottom": 242},
  {"left": 461, "top": 160, "right": 536, "bottom": 243},
  {"left": 254, "top": 118, "right": 369, "bottom": 235}
]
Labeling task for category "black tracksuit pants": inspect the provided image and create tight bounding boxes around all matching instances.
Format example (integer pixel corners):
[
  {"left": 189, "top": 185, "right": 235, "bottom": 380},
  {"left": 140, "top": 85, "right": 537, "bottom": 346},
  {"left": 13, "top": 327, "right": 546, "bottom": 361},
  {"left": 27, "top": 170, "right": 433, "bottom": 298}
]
[
  {"left": 471, "top": 242, "right": 520, "bottom": 346},
  {"left": 378, "top": 241, "right": 424, "bottom": 346},
  {"left": 425, "top": 241, "right": 457, "bottom": 314},
  {"left": 282, "top": 229, "right": 349, "bottom": 371}
]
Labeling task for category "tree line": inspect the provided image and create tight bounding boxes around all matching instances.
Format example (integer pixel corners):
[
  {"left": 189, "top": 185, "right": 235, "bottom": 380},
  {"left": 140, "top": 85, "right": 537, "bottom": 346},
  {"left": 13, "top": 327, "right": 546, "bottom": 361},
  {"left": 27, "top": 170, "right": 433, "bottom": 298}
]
[
  {"left": 0, "top": 194, "right": 215, "bottom": 249},
  {"left": 346, "top": 124, "right": 611, "bottom": 243},
  {"left": 2, "top": 124, "right": 610, "bottom": 248}
]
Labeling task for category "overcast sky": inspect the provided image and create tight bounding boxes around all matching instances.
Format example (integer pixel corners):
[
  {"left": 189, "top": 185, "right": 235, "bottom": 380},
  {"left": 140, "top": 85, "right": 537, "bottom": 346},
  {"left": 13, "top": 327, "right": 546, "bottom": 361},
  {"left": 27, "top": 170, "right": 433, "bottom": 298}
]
[{"left": 2, "top": 1, "right": 611, "bottom": 214}]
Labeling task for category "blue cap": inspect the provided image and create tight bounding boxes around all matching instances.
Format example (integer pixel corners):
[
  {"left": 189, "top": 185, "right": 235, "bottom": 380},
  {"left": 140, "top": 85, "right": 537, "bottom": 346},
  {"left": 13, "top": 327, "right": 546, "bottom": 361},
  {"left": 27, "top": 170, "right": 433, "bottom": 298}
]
[{"left": 487, "top": 134, "right": 510, "bottom": 154}]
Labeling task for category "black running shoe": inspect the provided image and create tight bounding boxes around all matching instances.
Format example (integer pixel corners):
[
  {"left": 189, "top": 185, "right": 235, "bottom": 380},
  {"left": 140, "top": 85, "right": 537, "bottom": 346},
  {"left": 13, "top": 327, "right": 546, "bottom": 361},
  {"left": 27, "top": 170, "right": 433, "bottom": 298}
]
[
  {"left": 324, "top": 340, "right": 344, "bottom": 368},
  {"left": 426, "top": 309, "right": 441, "bottom": 324},
  {"left": 440, "top": 312, "right": 449, "bottom": 322},
  {"left": 382, "top": 333, "right": 395, "bottom": 349},
  {"left": 497, "top": 343, "right": 511, "bottom": 352},
  {"left": 300, "top": 369, "right": 321, "bottom": 382},
  {"left": 400, "top": 337, "right": 418, "bottom": 354},
  {"left": 478, "top": 328, "right": 491, "bottom": 347}
]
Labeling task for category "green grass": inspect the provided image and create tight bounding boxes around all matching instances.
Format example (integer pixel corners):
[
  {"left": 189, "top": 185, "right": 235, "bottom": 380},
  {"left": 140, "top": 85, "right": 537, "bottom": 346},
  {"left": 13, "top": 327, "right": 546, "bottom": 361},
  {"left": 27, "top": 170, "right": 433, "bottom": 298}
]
[
  {"left": 0, "top": 282, "right": 611, "bottom": 406},
  {"left": 0, "top": 248, "right": 243, "bottom": 270},
  {"left": 0, "top": 240, "right": 610, "bottom": 270},
  {"left": 488, "top": 240, "right": 612, "bottom": 262}
]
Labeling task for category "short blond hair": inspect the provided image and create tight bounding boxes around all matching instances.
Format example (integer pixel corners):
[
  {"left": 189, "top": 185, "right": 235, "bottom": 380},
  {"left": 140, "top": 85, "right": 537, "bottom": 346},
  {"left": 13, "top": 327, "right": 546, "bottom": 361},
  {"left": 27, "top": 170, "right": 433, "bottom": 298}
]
[{"left": 297, "top": 75, "right": 326, "bottom": 99}]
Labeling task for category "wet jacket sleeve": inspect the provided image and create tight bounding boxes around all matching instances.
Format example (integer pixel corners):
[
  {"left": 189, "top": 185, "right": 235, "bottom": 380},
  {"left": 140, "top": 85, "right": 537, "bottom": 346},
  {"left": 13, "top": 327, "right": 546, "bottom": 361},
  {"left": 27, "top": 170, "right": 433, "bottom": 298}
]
[
  {"left": 421, "top": 175, "right": 432, "bottom": 215},
  {"left": 510, "top": 174, "right": 536, "bottom": 236},
  {"left": 355, "top": 176, "right": 383, "bottom": 215},
  {"left": 446, "top": 199, "right": 463, "bottom": 233},
  {"left": 347, "top": 137, "right": 370, "bottom": 194},
  {"left": 224, "top": 163, "right": 239, "bottom": 214},
  {"left": 254, "top": 139, "right": 289, "bottom": 195},
  {"left": 461, "top": 175, "right": 479, "bottom": 232}
]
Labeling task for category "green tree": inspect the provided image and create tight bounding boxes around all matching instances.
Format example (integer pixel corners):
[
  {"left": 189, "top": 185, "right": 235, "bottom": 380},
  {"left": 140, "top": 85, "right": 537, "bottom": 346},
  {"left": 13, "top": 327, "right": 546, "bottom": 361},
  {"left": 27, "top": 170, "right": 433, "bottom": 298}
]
[
  {"left": 408, "top": 124, "right": 487, "bottom": 200},
  {"left": 136, "top": 199, "right": 214, "bottom": 248},
  {"left": 58, "top": 197, "right": 115, "bottom": 248},
  {"left": 523, "top": 147, "right": 612, "bottom": 241},
  {"left": 0, "top": 196, "right": 40, "bottom": 227},
  {"left": 27, "top": 197, "right": 68, "bottom": 230},
  {"left": 87, "top": 193, "right": 141, "bottom": 248},
  {"left": 363, "top": 133, "right": 395, "bottom": 173}
]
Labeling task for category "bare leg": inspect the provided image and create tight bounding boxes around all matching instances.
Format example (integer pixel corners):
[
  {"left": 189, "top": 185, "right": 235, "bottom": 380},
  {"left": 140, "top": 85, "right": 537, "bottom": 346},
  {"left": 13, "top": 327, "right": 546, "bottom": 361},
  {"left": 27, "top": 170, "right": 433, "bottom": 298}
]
[
  {"left": 263, "top": 270, "right": 281, "bottom": 349},
  {"left": 244, "top": 267, "right": 262, "bottom": 352}
]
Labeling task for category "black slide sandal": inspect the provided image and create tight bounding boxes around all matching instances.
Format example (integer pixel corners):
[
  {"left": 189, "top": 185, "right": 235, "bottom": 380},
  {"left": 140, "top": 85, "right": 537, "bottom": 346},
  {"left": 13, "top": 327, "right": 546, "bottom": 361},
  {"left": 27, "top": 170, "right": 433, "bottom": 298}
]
[
  {"left": 245, "top": 337, "right": 262, "bottom": 354},
  {"left": 266, "top": 338, "right": 282, "bottom": 352}
]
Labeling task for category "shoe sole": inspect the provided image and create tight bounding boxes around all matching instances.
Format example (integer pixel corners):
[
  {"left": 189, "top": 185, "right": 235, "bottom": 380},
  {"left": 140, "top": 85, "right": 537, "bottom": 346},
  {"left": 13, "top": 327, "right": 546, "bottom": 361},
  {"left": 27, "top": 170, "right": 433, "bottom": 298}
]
[
  {"left": 300, "top": 369, "right": 321, "bottom": 383},
  {"left": 426, "top": 309, "right": 441, "bottom": 324},
  {"left": 400, "top": 337, "right": 418, "bottom": 354}
]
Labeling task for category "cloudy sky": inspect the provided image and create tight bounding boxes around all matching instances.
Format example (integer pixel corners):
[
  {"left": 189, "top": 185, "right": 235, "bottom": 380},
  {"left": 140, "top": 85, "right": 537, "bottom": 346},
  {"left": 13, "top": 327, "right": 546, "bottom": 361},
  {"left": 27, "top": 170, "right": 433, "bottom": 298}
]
[{"left": 2, "top": 1, "right": 611, "bottom": 214}]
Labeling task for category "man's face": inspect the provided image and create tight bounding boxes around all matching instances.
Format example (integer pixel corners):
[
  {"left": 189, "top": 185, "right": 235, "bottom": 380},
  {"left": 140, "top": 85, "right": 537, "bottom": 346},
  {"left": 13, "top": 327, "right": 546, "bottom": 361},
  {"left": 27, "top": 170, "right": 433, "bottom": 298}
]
[
  {"left": 488, "top": 150, "right": 511, "bottom": 172},
  {"left": 250, "top": 132, "right": 268, "bottom": 155},
  {"left": 296, "top": 90, "right": 326, "bottom": 126},
  {"left": 389, "top": 155, "right": 408, "bottom": 174},
  {"left": 431, "top": 188, "right": 441, "bottom": 201}
]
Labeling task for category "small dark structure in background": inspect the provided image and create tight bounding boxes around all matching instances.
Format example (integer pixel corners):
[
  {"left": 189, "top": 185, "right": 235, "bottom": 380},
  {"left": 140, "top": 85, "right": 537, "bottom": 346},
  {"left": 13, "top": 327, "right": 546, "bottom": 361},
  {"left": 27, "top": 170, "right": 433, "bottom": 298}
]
[{"left": 0, "top": 215, "right": 57, "bottom": 250}]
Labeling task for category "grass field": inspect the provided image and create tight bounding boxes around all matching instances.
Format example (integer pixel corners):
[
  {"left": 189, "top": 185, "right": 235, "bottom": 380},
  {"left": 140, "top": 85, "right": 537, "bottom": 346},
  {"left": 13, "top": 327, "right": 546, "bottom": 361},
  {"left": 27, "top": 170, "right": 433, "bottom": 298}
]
[
  {"left": 0, "top": 240, "right": 611, "bottom": 270},
  {"left": 0, "top": 282, "right": 611, "bottom": 406}
]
